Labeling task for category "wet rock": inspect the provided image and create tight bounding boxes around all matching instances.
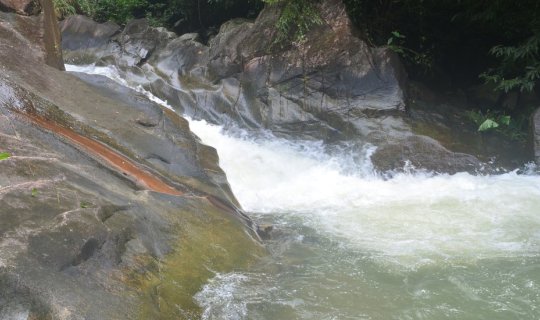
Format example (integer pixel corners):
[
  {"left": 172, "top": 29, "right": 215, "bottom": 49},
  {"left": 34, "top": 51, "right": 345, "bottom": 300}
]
[
  {"left": 60, "top": 0, "right": 407, "bottom": 142},
  {"left": 59, "top": 1, "right": 528, "bottom": 172},
  {"left": 256, "top": 224, "right": 274, "bottom": 240},
  {"left": 0, "top": 0, "right": 64, "bottom": 70},
  {"left": 533, "top": 107, "right": 540, "bottom": 165},
  {"left": 1, "top": 9, "right": 261, "bottom": 319},
  {"left": 371, "top": 135, "right": 484, "bottom": 174}
]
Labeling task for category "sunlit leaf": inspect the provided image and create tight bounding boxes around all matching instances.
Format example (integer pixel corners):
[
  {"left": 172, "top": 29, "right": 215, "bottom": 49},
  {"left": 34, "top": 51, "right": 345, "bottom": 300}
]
[
  {"left": 478, "top": 119, "right": 499, "bottom": 132},
  {"left": 0, "top": 152, "right": 11, "bottom": 161}
]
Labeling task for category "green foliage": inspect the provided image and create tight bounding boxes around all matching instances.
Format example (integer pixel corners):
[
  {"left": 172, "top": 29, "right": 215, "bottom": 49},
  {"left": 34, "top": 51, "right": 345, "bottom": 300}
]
[
  {"left": 57, "top": 0, "right": 263, "bottom": 32},
  {"left": 80, "top": 201, "right": 92, "bottom": 208},
  {"left": 478, "top": 119, "right": 499, "bottom": 132},
  {"left": 342, "top": 0, "right": 540, "bottom": 97},
  {"left": 466, "top": 110, "right": 528, "bottom": 141},
  {"left": 31, "top": 188, "right": 38, "bottom": 197},
  {"left": 92, "top": 0, "right": 147, "bottom": 25},
  {"left": 387, "top": 31, "right": 432, "bottom": 73},
  {"left": 264, "top": 0, "right": 322, "bottom": 45},
  {"left": 0, "top": 152, "right": 11, "bottom": 161},
  {"left": 53, "top": 0, "right": 94, "bottom": 19},
  {"left": 480, "top": 34, "right": 540, "bottom": 93},
  {"left": 52, "top": 0, "right": 76, "bottom": 18}
]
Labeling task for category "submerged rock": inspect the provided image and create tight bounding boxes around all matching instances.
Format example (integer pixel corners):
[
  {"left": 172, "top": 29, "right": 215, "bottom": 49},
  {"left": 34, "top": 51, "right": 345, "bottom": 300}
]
[{"left": 0, "top": 8, "right": 262, "bottom": 320}]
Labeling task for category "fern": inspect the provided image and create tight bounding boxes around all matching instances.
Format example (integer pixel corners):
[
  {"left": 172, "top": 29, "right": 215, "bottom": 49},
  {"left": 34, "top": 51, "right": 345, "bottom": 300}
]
[
  {"left": 481, "top": 33, "right": 540, "bottom": 93},
  {"left": 264, "top": 0, "right": 323, "bottom": 45}
]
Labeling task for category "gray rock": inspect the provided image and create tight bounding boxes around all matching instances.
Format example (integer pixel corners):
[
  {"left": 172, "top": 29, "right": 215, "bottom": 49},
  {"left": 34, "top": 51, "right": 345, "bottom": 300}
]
[
  {"left": 371, "top": 135, "right": 484, "bottom": 174},
  {"left": 60, "top": 15, "right": 121, "bottom": 64},
  {"left": 60, "top": 0, "right": 407, "bottom": 142},
  {"left": 1, "top": 10, "right": 261, "bottom": 319},
  {"left": 533, "top": 107, "right": 540, "bottom": 164}
]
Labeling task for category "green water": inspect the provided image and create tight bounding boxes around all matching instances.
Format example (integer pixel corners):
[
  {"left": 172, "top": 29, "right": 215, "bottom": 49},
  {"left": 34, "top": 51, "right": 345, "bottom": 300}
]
[{"left": 196, "top": 213, "right": 540, "bottom": 319}]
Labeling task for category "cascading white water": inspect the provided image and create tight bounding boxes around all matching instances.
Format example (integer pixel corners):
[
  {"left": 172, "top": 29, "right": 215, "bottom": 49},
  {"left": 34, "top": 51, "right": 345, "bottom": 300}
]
[
  {"left": 66, "top": 64, "right": 540, "bottom": 320},
  {"left": 189, "top": 120, "right": 540, "bottom": 266}
]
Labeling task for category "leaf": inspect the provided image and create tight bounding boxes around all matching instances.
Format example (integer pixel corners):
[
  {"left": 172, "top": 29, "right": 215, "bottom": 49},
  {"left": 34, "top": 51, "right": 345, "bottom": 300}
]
[
  {"left": 0, "top": 152, "right": 11, "bottom": 161},
  {"left": 391, "top": 31, "right": 405, "bottom": 39},
  {"left": 478, "top": 119, "right": 499, "bottom": 132},
  {"left": 31, "top": 188, "right": 38, "bottom": 197},
  {"left": 80, "top": 201, "right": 92, "bottom": 209},
  {"left": 499, "top": 115, "right": 511, "bottom": 126}
]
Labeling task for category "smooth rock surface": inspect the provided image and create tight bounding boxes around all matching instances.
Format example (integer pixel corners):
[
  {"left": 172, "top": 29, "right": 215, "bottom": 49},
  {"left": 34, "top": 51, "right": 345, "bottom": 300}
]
[
  {"left": 533, "top": 107, "right": 540, "bottom": 164},
  {"left": 60, "top": 0, "right": 407, "bottom": 142},
  {"left": 371, "top": 135, "right": 483, "bottom": 174},
  {"left": 0, "top": 10, "right": 261, "bottom": 320}
]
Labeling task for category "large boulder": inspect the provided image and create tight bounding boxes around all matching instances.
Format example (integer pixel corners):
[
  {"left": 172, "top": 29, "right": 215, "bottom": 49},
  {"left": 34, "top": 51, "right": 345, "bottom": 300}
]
[{"left": 0, "top": 9, "right": 261, "bottom": 320}]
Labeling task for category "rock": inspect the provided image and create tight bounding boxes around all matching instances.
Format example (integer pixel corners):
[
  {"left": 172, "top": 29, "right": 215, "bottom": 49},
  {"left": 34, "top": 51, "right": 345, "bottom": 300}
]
[
  {"left": 256, "top": 224, "right": 274, "bottom": 240},
  {"left": 0, "top": 0, "right": 64, "bottom": 70},
  {"left": 371, "top": 135, "right": 484, "bottom": 174},
  {"left": 60, "top": 1, "right": 528, "bottom": 172},
  {"left": 114, "top": 19, "right": 176, "bottom": 67},
  {"left": 60, "top": 15, "right": 121, "bottom": 64},
  {"left": 178, "top": 32, "right": 200, "bottom": 42},
  {"left": 0, "top": 0, "right": 39, "bottom": 15},
  {"left": 533, "top": 107, "right": 540, "bottom": 164},
  {"left": 60, "top": 0, "right": 407, "bottom": 142},
  {"left": 61, "top": 17, "right": 175, "bottom": 67},
  {"left": 1, "top": 10, "right": 261, "bottom": 319}
]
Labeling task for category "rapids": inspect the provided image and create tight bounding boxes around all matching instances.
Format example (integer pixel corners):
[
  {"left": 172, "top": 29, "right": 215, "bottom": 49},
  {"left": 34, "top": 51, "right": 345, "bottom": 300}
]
[{"left": 67, "top": 64, "right": 540, "bottom": 320}]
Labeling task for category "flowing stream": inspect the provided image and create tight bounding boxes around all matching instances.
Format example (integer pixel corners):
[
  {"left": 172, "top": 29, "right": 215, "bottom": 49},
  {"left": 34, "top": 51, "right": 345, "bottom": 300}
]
[{"left": 67, "top": 64, "right": 540, "bottom": 320}]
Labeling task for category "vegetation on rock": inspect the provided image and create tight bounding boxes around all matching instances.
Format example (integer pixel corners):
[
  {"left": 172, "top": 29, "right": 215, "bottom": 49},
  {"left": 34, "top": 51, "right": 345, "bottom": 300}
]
[{"left": 0, "top": 152, "right": 11, "bottom": 161}]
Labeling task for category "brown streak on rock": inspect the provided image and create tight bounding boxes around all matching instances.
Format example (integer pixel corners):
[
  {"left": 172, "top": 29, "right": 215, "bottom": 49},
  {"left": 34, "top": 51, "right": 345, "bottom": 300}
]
[{"left": 24, "top": 113, "right": 183, "bottom": 196}]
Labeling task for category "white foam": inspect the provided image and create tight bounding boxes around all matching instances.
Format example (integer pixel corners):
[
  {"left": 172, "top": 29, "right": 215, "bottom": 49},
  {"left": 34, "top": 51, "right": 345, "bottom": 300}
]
[{"left": 189, "top": 119, "right": 540, "bottom": 267}]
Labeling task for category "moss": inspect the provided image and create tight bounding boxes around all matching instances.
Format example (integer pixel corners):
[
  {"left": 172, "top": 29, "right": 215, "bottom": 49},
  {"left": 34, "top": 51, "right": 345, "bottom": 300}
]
[{"left": 126, "top": 199, "right": 264, "bottom": 319}]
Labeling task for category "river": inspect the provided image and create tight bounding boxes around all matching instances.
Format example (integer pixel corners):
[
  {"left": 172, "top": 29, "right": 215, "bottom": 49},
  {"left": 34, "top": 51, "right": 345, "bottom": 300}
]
[{"left": 67, "top": 64, "right": 540, "bottom": 320}]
